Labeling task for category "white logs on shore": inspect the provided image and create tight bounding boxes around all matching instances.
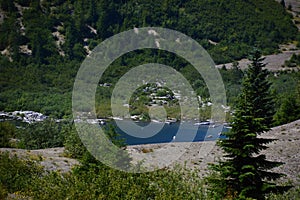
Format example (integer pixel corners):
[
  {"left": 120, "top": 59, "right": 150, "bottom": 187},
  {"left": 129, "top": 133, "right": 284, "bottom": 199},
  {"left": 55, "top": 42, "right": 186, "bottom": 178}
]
[{"left": 0, "top": 111, "right": 47, "bottom": 123}]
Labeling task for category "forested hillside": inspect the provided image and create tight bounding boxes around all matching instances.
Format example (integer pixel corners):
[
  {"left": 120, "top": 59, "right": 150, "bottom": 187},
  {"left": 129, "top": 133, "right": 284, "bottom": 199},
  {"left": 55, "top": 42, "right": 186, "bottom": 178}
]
[
  {"left": 0, "top": 0, "right": 299, "bottom": 120},
  {"left": 0, "top": 0, "right": 297, "bottom": 63}
]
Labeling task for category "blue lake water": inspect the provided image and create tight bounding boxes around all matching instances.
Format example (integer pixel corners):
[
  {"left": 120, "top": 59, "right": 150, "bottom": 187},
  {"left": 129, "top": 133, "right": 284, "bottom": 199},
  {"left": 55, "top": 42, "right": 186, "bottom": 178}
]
[
  {"left": 112, "top": 120, "right": 228, "bottom": 145},
  {"left": 1, "top": 116, "right": 229, "bottom": 146}
]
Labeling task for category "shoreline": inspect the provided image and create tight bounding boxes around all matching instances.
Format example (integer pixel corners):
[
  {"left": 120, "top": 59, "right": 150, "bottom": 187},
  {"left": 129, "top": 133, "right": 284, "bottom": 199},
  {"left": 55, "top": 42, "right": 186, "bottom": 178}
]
[
  {"left": 0, "top": 119, "right": 299, "bottom": 184},
  {"left": 127, "top": 119, "right": 300, "bottom": 184}
]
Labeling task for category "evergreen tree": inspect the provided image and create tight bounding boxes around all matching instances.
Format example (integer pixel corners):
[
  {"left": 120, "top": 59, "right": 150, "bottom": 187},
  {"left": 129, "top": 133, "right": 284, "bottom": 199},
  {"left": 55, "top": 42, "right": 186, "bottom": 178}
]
[
  {"left": 87, "top": 0, "right": 98, "bottom": 26},
  {"left": 274, "top": 95, "right": 300, "bottom": 125},
  {"left": 209, "top": 50, "right": 291, "bottom": 199},
  {"left": 280, "top": 0, "right": 286, "bottom": 8}
]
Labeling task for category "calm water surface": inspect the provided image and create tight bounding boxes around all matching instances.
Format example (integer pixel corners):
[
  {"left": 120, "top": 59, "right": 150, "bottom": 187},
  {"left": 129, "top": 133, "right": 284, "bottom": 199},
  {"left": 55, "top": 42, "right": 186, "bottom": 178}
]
[{"left": 112, "top": 120, "right": 228, "bottom": 145}]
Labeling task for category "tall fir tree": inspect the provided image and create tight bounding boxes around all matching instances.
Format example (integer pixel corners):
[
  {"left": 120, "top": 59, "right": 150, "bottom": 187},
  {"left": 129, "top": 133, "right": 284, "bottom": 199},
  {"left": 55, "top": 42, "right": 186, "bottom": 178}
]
[
  {"left": 209, "top": 50, "right": 291, "bottom": 199},
  {"left": 280, "top": 0, "right": 286, "bottom": 8}
]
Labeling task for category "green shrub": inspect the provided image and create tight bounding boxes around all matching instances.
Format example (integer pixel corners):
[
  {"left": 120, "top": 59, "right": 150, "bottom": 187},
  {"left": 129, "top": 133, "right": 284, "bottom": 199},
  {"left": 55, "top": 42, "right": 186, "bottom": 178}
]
[
  {"left": 27, "top": 165, "right": 207, "bottom": 200},
  {"left": 266, "top": 185, "right": 300, "bottom": 200},
  {"left": 0, "top": 151, "right": 43, "bottom": 196},
  {"left": 16, "top": 119, "right": 67, "bottom": 149},
  {"left": 0, "top": 121, "right": 16, "bottom": 147}
]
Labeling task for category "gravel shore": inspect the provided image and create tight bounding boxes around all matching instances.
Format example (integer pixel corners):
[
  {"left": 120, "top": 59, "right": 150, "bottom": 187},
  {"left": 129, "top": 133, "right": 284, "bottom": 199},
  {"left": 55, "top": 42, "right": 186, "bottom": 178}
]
[{"left": 127, "top": 119, "right": 300, "bottom": 184}]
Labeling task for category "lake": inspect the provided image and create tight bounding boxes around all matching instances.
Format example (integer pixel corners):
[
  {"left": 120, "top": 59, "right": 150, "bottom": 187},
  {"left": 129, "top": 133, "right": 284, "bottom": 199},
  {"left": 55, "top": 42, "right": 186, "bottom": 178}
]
[
  {"left": 1, "top": 115, "right": 229, "bottom": 146},
  {"left": 111, "top": 120, "right": 228, "bottom": 145}
]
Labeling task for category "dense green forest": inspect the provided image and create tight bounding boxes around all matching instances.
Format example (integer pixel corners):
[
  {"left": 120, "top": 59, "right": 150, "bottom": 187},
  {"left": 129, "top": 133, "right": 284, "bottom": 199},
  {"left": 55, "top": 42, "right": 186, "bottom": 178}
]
[
  {"left": 0, "top": 0, "right": 297, "bottom": 63},
  {"left": 0, "top": 0, "right": 299, "bottom": 121}
]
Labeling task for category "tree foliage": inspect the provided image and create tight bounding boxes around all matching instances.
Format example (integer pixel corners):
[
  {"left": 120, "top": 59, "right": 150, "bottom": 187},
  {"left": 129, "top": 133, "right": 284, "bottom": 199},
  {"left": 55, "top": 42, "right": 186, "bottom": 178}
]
[
  {"left": 209, "top": 50, "right": 291, "bottom": 199},
  {"left": 0, "top": 0, "right": 297, "bottom": 64},
  {"left": 0, "top": 150, "right": 206, "bottom": 200},
  {"left": 0, "top": 121, "right": 16, "bottom": 147},
  {"left": 0, "top": 0, "right": 298, "bottom": 119},
  {"left": 0, "top": 151, "right": 43, "bottom": 197},
  {"left": 271, "top": 72, "right": 300, "bottom": 125},
  {"left": 274, "top": 94, "right": 300, "bottom": 125},
  {"left": 16, "top": 119, "right": 67, "bottom": 149}
]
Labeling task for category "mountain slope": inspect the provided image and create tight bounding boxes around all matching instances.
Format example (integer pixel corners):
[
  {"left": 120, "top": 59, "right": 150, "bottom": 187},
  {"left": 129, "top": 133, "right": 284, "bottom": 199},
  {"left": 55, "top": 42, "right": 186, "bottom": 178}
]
[
  {"left": 0, "top": 0, "right": 298, "bottom": 118},
  {"left": 0, "top": 0, "right": 297, "bottom": 64}
]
